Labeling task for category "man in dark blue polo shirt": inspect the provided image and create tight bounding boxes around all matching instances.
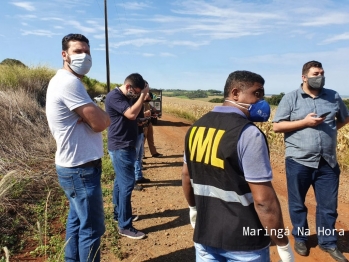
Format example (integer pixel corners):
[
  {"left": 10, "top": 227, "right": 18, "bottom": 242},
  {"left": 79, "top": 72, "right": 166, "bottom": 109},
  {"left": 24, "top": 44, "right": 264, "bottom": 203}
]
[{"left": 105, "top": 73, "right": 149, "bottom": 239}]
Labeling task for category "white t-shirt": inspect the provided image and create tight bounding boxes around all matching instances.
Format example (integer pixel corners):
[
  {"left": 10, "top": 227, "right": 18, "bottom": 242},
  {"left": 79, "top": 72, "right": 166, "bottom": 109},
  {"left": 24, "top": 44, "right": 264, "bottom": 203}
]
[{"left": 46, "top": 69, "right": 103, "bottom": 167}]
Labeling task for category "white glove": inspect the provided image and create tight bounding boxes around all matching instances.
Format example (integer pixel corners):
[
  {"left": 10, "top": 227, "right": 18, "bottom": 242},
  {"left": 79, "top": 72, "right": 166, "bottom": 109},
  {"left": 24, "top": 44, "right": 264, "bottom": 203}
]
[
  {"left": 189, "top": 206, "right": 197, "bottom": 228},
  {"left": 277, "top": 242, "right": 294, "bottom": 262}
]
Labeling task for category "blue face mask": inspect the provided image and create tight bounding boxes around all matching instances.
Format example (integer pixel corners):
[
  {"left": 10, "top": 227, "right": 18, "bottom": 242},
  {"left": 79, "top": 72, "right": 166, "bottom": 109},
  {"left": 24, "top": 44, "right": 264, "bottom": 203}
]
[
  {"left": 247, "top": 100, "right": 271, "bottom": 122},
  {"left": 225, "top": 99, "right": 271, "bottom": 122}
]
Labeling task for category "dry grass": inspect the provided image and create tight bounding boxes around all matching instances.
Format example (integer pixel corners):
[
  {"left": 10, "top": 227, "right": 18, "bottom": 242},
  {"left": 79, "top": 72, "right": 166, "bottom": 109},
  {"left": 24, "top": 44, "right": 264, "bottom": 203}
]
[
  {"left": 0, "top": 65, "right": 59, "bottom": 254},
  {"left": 0, "top": 89, "right": 55, "bottom": 173},
  {"left": 0, "top": 64, "right": 55, "bottom": 107},
  {"left": 162, "top": 96, "right": 221, "bottom": 121}
]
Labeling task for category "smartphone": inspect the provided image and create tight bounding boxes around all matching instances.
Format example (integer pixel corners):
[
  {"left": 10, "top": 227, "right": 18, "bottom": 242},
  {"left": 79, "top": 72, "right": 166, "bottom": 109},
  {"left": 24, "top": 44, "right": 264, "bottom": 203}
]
[
  {"left": 137, "top": 117, "right": 151, "bottom": 122},
  {"left": 319, "top": 111, "right": 331, "bottom": 118}
]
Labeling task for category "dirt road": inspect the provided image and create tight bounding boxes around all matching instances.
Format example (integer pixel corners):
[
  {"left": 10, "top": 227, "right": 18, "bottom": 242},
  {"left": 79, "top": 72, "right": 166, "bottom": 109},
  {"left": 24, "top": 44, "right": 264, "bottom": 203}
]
[{"left": 106, "top": 113, "right": 349, "bottom": 262}]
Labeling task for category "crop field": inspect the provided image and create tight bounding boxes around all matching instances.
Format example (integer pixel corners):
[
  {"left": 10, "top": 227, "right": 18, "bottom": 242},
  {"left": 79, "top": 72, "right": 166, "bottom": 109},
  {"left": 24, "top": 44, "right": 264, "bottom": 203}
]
[
  {"left": 162, "top": 96, "right": 349, "bottom": 172},
  {"left": 190, "top": 95, "right": 223, "bottom": 102}
]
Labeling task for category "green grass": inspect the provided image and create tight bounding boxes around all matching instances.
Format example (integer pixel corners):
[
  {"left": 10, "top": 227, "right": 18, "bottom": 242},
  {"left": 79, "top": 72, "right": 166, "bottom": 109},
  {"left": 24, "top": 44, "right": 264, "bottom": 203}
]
[
  {"left": 162, "top": 91, "right": 173, "bottom": 96},
  {"left": 100, "top": 131, "right": 124, "bottom": 259},
  {"left": 164, "top": 107, "right": 198, "bottom": 122}
]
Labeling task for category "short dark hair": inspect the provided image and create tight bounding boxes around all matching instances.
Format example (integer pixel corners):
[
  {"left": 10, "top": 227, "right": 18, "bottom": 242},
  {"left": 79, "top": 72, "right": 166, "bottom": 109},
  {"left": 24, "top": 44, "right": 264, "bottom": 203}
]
[
  {"left": 302, "top": 60, "right": 322, "bottom": 75},
  {"left": 62, "top": 34, "right": 90, "bottom": 51},
  {"left": 223, "top": 70, "right": 265, "bottom": 98},
  {"left": 125, "top": 73, "right": 145, "bottom": 90}
]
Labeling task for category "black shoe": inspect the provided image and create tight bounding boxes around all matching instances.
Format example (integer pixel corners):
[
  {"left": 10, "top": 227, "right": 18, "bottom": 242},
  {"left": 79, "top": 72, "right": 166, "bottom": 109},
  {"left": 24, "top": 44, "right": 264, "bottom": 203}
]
[
  {"left": 119, "top": 226, "right": 145, "bottom": 239},
  {"left": 319, "top": 246, "right": 348, "bottom": 262},
  {"left": 136, "top": 177, "right": 151, "bottom": 183},
  {"left": 134, "top": 184, "right": 143, "bottom": 191},
  {"left": 294, "top": 241, "right": 309, "bottom": 256},
  {"left": 152, "top": 153, "right": 163, "bottom": 158}
]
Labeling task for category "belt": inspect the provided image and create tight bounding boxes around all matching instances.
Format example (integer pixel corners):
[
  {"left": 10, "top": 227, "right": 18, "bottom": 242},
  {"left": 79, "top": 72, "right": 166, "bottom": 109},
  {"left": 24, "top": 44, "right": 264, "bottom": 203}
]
[{"left": 75, "top": 159, "right": 101, "bottom": 168}]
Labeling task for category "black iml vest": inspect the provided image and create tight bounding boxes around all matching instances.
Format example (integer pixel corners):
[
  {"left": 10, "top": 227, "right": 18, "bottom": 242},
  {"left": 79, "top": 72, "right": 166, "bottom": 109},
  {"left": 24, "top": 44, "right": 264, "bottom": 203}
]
[{"left": 184, "top": 111, "right": 270, "bottom": 251}]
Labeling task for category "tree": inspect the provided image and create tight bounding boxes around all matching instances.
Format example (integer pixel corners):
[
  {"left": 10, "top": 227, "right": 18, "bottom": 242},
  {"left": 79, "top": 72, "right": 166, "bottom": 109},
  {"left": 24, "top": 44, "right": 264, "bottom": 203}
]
[
  {"left": 0, "top": 58, "right": 27, "bottom": 67},
  {"left": 187, "top": 90, "right": 208, "bottom": 99},
  {"left": 265, "top": 93, "right": 285, "bottom": 106}
]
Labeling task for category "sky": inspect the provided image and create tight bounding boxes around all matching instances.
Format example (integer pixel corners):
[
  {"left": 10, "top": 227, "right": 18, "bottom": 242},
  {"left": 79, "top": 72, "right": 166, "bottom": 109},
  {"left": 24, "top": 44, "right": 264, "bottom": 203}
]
[{"left": 1, "top": 0, "right": 349, "bottom": 95}]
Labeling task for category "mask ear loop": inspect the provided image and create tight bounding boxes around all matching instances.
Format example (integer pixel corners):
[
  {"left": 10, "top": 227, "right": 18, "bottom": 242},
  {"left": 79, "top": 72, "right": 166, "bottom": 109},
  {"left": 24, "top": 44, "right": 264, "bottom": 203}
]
[{"left": 224, "top": 99, "right": 251, "bottom": 110}]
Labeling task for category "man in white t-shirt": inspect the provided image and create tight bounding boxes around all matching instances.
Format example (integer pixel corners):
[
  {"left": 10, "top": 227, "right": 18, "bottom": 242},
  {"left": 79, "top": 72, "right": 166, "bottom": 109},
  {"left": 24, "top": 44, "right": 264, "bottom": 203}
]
[{"left": 46, "top": 33, "right": 110, "bottom": 262}]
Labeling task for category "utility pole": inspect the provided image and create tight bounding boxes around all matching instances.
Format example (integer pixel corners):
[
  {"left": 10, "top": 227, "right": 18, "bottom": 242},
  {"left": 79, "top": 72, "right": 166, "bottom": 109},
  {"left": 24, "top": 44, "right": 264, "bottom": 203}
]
[{"left": 104, "top": 0, "right": 110, "bottom": 92}]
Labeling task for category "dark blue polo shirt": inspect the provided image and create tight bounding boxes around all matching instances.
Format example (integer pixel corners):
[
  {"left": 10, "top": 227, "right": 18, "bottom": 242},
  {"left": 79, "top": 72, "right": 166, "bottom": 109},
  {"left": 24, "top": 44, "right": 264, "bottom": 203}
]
[{"left": 105, "top": 88, "right": 138, "bottom": 150}]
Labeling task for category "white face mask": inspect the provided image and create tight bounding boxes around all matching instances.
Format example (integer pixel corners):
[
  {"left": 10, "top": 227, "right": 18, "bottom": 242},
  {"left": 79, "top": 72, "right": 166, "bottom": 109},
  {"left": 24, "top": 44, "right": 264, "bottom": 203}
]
[{"left": 67, "top": 53, "right": 92, "bottom": 76}]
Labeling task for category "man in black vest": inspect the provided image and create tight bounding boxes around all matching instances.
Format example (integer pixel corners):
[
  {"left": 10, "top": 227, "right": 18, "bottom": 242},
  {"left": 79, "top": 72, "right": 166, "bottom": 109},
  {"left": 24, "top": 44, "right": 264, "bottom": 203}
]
[{"left": 182, "top": 70, "right": 294, "bottom": 261}]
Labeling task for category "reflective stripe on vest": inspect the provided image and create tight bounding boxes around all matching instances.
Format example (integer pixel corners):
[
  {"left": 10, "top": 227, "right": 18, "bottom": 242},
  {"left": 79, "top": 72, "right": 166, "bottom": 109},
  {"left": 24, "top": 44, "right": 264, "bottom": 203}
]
[{"left": 191, "top": 179, "right": 254, "bottom": 206}]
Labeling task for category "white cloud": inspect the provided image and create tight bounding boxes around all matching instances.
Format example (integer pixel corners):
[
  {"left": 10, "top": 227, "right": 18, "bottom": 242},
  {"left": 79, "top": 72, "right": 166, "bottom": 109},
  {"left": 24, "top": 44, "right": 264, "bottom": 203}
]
[
  {"left": 123, "top": 28, "right": 150, "bottom": 36},
  {"left": 18, "top": 14, "right": 37, "bottom": 19},
  {"left": 41, "top": 17, "right": 63, "bottom": 21},
  {"left": 94, "top": 34, "right": 106, "bottom": 40},
  {"left": 300, "top": 12, "right": 349, "bottom": 26},
  {"left": 21, "top": 29, "right": 59, "bottom": 37},
  {"left": 138, "top": 3, "right": 283, "bottom": 42},
  {"left": 320, "top": 32, "right": 349, "bottom": 45},
  {"left": 66, "top": 20, "right": 97, "bottom": 33},
  {"left": 12, "top": 2, "right": 35, "bottom": 11},
  {"left": 85, "top": 21, "right": 105, "bottom": 31},
  {"left": 172, "top": 1, "right": 281, "bottom": 20},
  {"left": 110, "top": 38, "right": 166, "bottom": 48},
  {"left": 116, "top": 2, "right": 150, "bottom": 10},
  {"left": 160, "top": 52, "right": 176, "bottom": 57},
  {"left": 170, "top": 40, "right": 210, "bottom": 48},
  {"left": 230, "top": 47, "right": 349, "bottom": 68},
  {"left": 149, "top": 15, "right": 183, "bottom": 23},
  {"left": 51, "top": 0, "right": 91, "bottom": 9},
  {"left": 142, "top": 53, "right": 154, "bottom": 57}
]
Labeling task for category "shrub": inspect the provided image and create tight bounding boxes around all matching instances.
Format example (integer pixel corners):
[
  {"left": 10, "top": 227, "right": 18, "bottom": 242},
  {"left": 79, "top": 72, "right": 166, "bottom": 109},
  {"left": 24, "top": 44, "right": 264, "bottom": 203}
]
[
  {"left": 209, "top": 98, "right": 224, "bottom": 103},
  {"left": 0, "top": 64, "right": 55, "bottom": 106}
]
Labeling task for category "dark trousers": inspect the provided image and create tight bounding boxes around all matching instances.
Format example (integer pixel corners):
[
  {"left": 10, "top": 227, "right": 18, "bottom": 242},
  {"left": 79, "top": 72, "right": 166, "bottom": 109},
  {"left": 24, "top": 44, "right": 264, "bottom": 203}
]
[{"left": 285, "top": 157, "right": 340, "bottom": 248}]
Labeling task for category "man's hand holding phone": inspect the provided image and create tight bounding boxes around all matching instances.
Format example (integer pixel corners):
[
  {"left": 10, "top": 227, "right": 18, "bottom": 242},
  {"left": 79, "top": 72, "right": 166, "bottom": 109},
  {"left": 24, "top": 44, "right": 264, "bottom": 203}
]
[
  {"left": 312, "top": 111, "right": 331, "bottom": 118},
  {"left": 319, "top": 111, "right": 331, "bottom": 118}
]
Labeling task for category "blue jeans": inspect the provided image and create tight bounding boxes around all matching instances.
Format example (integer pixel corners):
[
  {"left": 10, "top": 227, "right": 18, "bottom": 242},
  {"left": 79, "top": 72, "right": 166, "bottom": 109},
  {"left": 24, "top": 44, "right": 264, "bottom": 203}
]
[
  {"left": 194, "top": 243, "right": 270, "bottom": 262},
  {"left": 135, "top": 133, "right": 144, "bottom": 181},
  {"left": 56, "top": 165, "right": 105, "bottom": 262},
  {"left": 109, "top": 147, "right": 136, "bottom": 229},
  {"left": 285, "top": 157, "right": 340, "bottom": 248}
]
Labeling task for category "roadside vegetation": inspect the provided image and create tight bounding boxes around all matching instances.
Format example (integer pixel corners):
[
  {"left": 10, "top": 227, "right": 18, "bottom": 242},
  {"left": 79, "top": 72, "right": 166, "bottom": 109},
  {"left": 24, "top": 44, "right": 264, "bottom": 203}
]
[
  {"left": 163, "top": 89, "right": 223, "bottom": 102},
  {"left": 0, "top": 61, "right": 64, "bottom": 261}
]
